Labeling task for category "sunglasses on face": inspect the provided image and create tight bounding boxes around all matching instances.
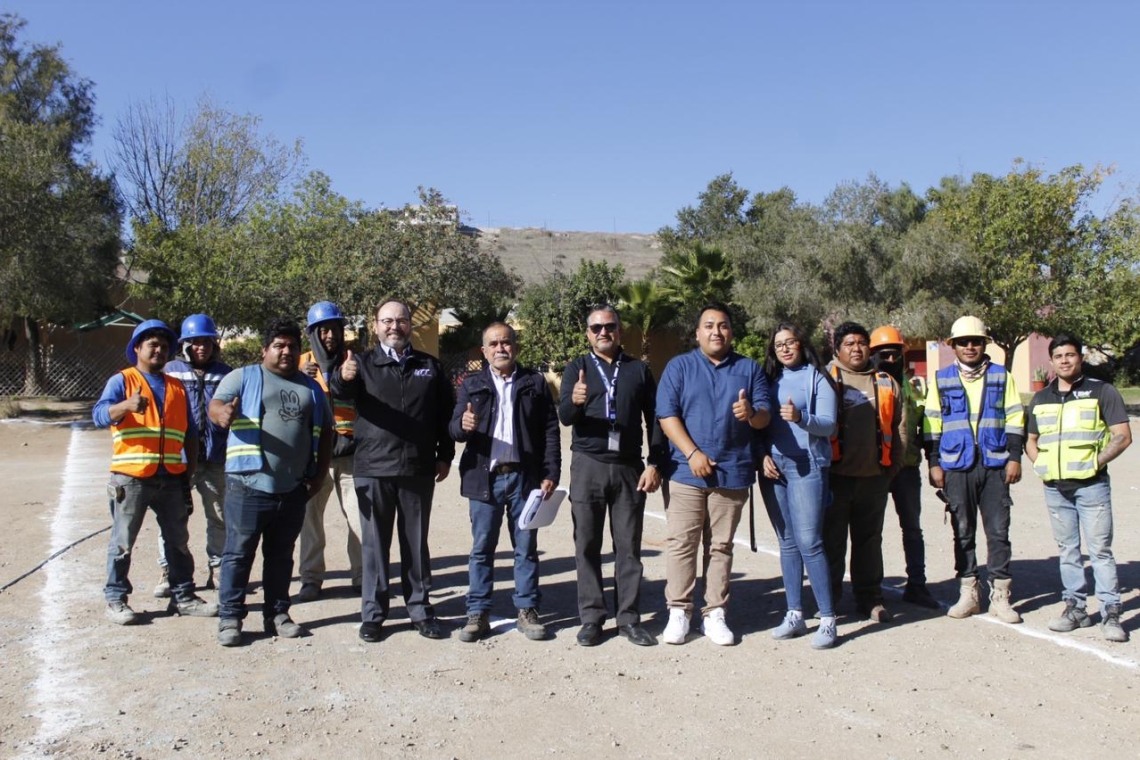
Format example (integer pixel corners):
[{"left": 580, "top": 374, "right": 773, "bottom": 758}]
[
  {"left": 954, "top": 338, "right": 985, "bottom": 348},
  {"left": 876, "top": 350, "right": 902, "bottom": 360},
  {"left": 588, "top": 322, "right": 619, "bottom": 335}
]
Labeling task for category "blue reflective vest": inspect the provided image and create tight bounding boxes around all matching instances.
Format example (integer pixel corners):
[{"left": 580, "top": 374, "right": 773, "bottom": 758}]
[
  {"left": 225, "top": 365, "right": 329, "bottom": 476},
  {"left": 935, "top": 364, "right": 1010, "bottom": 470}
]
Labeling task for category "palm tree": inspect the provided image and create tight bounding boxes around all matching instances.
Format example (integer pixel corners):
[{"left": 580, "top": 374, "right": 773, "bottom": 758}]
[
  {"left": 658, "top": 242, "right": 735, "bottom": 307},
  {"left": 617, "top": 278, "right": 677, "bottom": 363}
]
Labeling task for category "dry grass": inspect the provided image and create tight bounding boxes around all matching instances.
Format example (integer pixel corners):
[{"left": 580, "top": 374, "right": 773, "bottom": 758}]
[{"left": 479, "top": 227, "right": 662, "bottom": 285}]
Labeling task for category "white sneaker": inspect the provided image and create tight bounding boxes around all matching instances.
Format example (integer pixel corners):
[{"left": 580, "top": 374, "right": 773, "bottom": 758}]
[
  {"left": 701, "top": 608, "right": 735, "bottom": 646},
  {"left": 662, "top": 608, "right": 690, "bottom": 644}
]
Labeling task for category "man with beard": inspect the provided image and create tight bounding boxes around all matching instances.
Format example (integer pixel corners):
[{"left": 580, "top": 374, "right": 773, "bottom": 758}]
[
  {"left": 558, "top": 305, "right": 667, "bottom": 647},
  {"left": 158, "top": 313, "right": 233, "bottom": 594},
  {"left": 296, "top": 301, "right": 363, "bottom": 601},
  {"left": 210, "top": 318, "right": 334, "bottom": 646},
  {"left": 824, "top": 322, "right": 906, "bottom": 623},
  {"left": 331, "top": 300, "right": 455, "bottom": 643},
  {"left": 95, "top": 319, "right": 216, "bottom": 625},
  {"left": 869, "top": 326, "right": 939, "bottom": 610},
  {"left": 923, "top": 316, "right": 1024, "bottom": 624},
  {"left": 450, "top": 322, "right": 560, "bottom": 643}
]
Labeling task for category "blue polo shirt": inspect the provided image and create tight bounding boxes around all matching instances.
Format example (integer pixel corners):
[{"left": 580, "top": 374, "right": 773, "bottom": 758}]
[{"left": 657, "top": 349, "right": 770, "bottom": 489}]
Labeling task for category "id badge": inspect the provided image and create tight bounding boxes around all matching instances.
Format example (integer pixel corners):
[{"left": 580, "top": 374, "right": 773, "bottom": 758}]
[{"left": 608, "top": 429, "right": 620, "bottom": 452}]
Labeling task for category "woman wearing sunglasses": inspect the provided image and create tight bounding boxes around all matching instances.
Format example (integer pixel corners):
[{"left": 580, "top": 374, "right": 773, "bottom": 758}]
[{"left": 758, "top": 322, "right": 839, "bottom": 648}]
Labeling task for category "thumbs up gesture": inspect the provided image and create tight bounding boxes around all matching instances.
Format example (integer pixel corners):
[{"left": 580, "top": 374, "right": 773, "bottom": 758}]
[
  {"left": 211, "top": 394, "right": 240, "bottom": 429},
  {"left": 571, "top": 368, "right": 588, "bottom": 406},
  {"left": 461, "top": 401, "right": 478, "bottom": 432},
  {"left": 341, "top": 349, "right": 358, "bottom": 381},
  {"left": 780, "top": 396, "right": 800, "bottom": 423},
  {"left": 732, "top": 388, "right": 754, "bottom": 422},
  {"left": 127, "top": 388, "right": 148, "bottom": 414}
]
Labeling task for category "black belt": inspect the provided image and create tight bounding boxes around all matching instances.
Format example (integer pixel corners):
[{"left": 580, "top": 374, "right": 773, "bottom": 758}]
[{"left": 492, "top": 462, "right": 520, "bottom": 475}]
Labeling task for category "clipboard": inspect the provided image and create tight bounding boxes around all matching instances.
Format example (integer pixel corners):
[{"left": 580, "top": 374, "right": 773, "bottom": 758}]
[{"left": 517, "top": 487, "right": 567, "bottom": 530}]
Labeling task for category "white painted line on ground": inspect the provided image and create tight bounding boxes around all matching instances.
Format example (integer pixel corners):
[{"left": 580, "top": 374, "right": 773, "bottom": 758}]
[
  {"left": 646, "top": 507, "right": 1140, "bottom": 671},
  {"left": 29, "top": 428, "right": 108, "bottom": 749}
]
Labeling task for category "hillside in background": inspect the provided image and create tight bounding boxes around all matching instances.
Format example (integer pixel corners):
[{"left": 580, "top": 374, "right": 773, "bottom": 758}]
[{"left": 478, "top": 227, "right": 662, "bottom": 285}]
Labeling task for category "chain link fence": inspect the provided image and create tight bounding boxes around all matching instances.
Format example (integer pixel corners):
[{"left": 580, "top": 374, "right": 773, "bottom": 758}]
[{"left": 0, "top": 343, "right": 123, "bottom": 398}]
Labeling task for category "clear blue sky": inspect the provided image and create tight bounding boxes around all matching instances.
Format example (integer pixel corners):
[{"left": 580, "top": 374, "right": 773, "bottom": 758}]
[{"left": 17, "top": 1, "right": 1140, "bottom": 232}]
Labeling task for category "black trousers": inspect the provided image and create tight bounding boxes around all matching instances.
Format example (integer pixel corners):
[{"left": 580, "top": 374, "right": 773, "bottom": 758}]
[
  {"left": 355, "top": 475, "right": 435, "bottom": 624},
  {"left": 943, "top": 461, "right": 1013, "bottom": 580},
  {"left": 824, "top": 472, "right": 890, "bottom": 606},
  {"left": 570, "top": 453, "right": 646, "bottom": 627}
]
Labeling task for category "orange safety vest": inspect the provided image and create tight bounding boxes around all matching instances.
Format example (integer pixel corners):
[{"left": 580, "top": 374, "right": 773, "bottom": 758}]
[
  {"left": 301, "top": 351, "right": 356, "bottom": 437},
  {"left": 829, "top": 364, "right": 897, "bottom": 468},
  {"left": 111, "top": 367, "right": 189, "bottom": 476}
]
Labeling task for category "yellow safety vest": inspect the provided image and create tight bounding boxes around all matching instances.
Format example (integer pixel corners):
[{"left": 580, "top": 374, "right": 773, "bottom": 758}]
[{"left": 1031, "top": 397, "right": 1109, "bottom": 481}]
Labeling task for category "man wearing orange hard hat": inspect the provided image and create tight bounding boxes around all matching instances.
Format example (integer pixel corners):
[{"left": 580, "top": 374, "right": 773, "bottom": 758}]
[{"left": 870, "top": 326, "right": 939, "bottom": 610}]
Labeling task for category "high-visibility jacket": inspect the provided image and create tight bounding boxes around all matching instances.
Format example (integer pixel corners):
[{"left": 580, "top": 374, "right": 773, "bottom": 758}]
[
  {"left": 829, "top": 364, "right": 896, "bottom": 468},
  {"left": 111, "top": 368, "right": 189, "bottom": 477},
  {"left": 934, "top": 364, "right": 1012, "bottom": 470},
  {"left": 225, "top": 365, "right": 330, "bottom": 476},
  {"left": 300, "top": 351, "right": 355, "bottom": 437},
  {"left": 1031, "top": 397, "right": 1110, "bottom": 481}
]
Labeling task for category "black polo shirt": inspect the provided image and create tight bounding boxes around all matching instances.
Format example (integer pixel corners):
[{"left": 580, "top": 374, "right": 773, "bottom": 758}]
[{"left": 1027, "top": 375, "right": 1128, "bottom": 485}]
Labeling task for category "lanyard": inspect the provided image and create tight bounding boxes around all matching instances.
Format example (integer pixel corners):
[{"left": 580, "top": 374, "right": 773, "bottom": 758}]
[{"left": 587, "top": 353, "right": 620, "bottom": 423}]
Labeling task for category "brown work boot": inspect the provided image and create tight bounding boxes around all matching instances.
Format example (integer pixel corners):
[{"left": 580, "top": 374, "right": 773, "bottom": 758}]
[
  {"left": 458, "top": 611, "right": 490, "bottom": 643},
  {"left": 516, "top": 607, "right": 548, "bottom": 640},
  {"left": 947, "top": 577, "right": 981, "bottom": 619},
  {"left": 988, "top": 578, "right": 1022, "bottom": 624}
]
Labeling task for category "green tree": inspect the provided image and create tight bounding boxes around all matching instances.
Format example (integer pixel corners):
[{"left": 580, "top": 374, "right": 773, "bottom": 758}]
[
  {"left": 926, "top": 161, "right": 1105, "bottom": 366},
  {"left": 113, "top": 95, "right": 303, "bottom": 329},
  {"left": 515, "top": 259, "right": 625, "bottom": 370},
  {"left": 0, "top": 14, "right": 121, "bottom": 393}
]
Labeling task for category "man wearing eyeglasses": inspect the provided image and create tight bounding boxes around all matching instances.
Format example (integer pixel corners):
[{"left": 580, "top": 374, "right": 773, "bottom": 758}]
[
  {"left": 923, "top": 316, "right": 1025, "bottom": 624},
  {"left": 824, "top": 322, "right": 907, "bottom": 623},
  {"left": 330, "top": 300, "right": 456, "bottom": 643},
  {"left": 558, "top": 305, "right": 669, "bottom": 647}
]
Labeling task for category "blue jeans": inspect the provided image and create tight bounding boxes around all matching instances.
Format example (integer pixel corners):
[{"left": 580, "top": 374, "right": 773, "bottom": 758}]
[
  {"left": 467, "top": 471, "right": 540, "bottom": 613},
  {"left": 104, "top": 472, "right": 195, "bottom": 603},
  {"left": 1044, "top": 477, "right": 1118, "bottom": 606},
  {"left": 218, "top": 478, "right": 308, "bottom": 621},
  {"left": 760, "top": 454, "right": 834, "bottom": 617}
]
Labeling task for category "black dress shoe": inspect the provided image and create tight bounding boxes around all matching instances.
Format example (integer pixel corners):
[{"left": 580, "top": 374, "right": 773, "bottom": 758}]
[
  {"left": 412, "top": 618, "right": 447, "bottom": 639},
  {"left": 576, "top": 622, "right": 603, "bottom": 647},
  {"left": 359, "top": 621, "right": 384, "bottom": 643},
  {"left": 618, "top": 624, "right": 657, "bottom": 646}
]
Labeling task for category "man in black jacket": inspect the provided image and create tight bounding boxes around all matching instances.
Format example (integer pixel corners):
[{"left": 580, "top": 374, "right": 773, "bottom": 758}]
[
  {"left": 558, "top": 305, "right": 667, "bottom": 647},
  {"left": 331, "top": 300, "right": 455, "bottom": 643},
  {"left": 449, "top": 322, "right": 560, "bottom": 642}
]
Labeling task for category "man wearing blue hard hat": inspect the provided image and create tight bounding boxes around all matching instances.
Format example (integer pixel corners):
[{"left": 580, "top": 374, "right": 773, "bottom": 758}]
[
  {"left": 93, "top": 319, "right": 219, "bottom": 625},
  {"left": 156, "top": 314, "right": 233, "bottom": 595},
  {"left": 296, "top": 301, "right": 363, "bottom": 601}
]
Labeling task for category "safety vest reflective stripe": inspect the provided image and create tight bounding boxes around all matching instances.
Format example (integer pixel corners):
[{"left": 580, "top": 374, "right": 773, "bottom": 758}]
[
  {"left": 1031, "top": 398, "right": 1106, "bottom": 480},
  {"left": 110, "top": 368, "right": 189, "bottom": 477},
  {"left": 301, "top": 351, "right": 356, "bottom": 436},
  {"left": 829, "top": 365, "right": 897, "bottom": 468},
  {"left": 935, "top": 364, "right": 1010, "bottom": 471}
]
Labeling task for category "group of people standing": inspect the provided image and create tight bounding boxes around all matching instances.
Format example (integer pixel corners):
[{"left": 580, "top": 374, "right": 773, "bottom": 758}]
[{"left": 94, "top": 300, "right": 1133, "bottom": 648}]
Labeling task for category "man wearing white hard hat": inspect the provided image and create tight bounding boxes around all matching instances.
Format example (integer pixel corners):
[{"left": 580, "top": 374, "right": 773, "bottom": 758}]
[
  {"left": 923, "top": 316, "right": 1025, "bottom": 624},
  {"left": 93, "top": 319, "right": 218, "bottom": 625}
]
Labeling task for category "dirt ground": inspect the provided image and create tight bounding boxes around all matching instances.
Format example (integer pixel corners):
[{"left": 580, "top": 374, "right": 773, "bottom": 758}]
[{"left": 2, "top": 415, "right": 1140, "bottom": 759}]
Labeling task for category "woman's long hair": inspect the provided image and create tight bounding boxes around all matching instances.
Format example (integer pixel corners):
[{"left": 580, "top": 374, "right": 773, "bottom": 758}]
[{"left": 764, "top": 322, "right": 828, "bottom": 382}]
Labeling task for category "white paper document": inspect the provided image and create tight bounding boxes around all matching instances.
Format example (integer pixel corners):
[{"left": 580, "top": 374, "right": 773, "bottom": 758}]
[{"left": 517, "top": 487, "right": 568, "bottom": 530}]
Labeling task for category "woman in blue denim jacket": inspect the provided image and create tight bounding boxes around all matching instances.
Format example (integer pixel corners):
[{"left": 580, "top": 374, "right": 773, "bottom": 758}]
[{"left": 758, "top": 322, "right": 840, "bottom": 649}]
